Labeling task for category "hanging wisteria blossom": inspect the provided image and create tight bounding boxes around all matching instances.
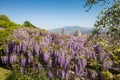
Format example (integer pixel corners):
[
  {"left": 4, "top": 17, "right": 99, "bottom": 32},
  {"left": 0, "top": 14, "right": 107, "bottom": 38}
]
[{"left": 1, "top": 27, "right": 112, "bottom": 80}]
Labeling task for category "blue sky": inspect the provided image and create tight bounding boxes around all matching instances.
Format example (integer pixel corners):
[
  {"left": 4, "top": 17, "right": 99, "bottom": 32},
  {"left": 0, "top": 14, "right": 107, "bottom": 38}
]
[{"left": 0, "top": 0, "right": 103, "bottom": 30}]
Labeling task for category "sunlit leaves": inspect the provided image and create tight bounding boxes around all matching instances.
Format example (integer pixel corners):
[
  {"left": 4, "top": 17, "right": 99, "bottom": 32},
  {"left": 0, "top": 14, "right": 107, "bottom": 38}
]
[
  {"left": 94, "top": 1, "right": 120, "bottom": 40},
  {"left": 23, "top": 21, "right": 36, "bottom": 28},
  {"left": 0, "top": 15, "right": 10, "bottom": 22}
]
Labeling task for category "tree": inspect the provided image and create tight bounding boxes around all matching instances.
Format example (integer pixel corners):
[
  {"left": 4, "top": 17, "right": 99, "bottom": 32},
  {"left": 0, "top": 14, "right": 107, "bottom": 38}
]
[
  {"left": 23, "top": 21, "right": 35, "bottom": 28},
  {"left": 62, "top": 28, "right": 64, "bottom": 34},
  {"left": 0, "top": 14, "right": 10, "bottom": 22},
  {"left": 95, "top": 2, "right": 120, "bottom": 39},
  {"left": 0, "top": 15, "right": 17, "bottom": 28},
  {"left": 85, "top": 0, "right": 120, "bottom": 40},
  {"left": 85, "top": 0, "right": 119, "bottom": 7}
]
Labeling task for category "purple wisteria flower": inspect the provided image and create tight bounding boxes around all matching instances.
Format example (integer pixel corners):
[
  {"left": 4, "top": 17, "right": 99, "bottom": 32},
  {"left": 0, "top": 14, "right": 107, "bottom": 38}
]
[
  {"left": 1, "top": 56, "right": 8, "bottom": 64},
  {"left": 91, "top": 70, "right": 97, "bottom": 79},
  {"left": 10, "top": 55, "right": 17, "bottom": 64},
  {"left": 47, "top": 71, "right": 53, "bottom": 79},
  {"left": 20, "top": 57, "right": 26, "bottom": 67},
  {"left": 1, "top": 27, "right": 109, "bottom": 80},
  {"left": 43, "top": 52, "right": 50, "bottom": 62}
]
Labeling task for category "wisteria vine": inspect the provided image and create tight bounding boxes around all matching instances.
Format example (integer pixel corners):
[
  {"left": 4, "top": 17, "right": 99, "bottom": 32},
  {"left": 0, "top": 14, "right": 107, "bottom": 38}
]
[{"left": 1, "top": 27, "right": 112, "bottom": 80}]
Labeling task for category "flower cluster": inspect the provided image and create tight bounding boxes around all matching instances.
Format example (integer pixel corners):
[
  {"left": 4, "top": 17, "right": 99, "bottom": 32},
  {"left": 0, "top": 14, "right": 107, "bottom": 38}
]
[{"left": 1, "top": 27, "right": 112, "bottom": 79}]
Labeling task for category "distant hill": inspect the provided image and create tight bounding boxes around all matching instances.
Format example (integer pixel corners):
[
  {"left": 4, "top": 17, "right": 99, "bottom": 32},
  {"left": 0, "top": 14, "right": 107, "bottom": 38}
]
[{"left": 51, "top": 26, "right": 93, "bottom": 34}]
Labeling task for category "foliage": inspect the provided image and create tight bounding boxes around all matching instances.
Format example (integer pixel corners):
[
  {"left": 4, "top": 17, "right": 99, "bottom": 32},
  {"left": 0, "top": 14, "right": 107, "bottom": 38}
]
[
  {"left": 94, "top": 1, "right": 120, "bottom": 40},
  {"left": 6, "top": 64, "right": 48, "bottom": 80},
  {"left": 23, "top": 21, "right": 36, "bottom": 28},
  {"left": 0, "top": 15, "right": 19, "bottom": 42},
  {"left": 85, "top": 0, "right": 120, "bottom": 41},
  {"left": 85, "top": 0, "right": 117, "bottom": 7},
  {"left": 0, "top": 20, "right": 9, "bottom": 28},
  {"left": 0, "top": 67, "right": 11, "bottom": 80},
  {"left": 0, "top": 14, "right": 10, "bottom": 22},
  {"left": 101, "top": 70, "right": 113, "bottom": 79}
]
